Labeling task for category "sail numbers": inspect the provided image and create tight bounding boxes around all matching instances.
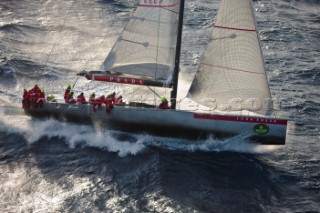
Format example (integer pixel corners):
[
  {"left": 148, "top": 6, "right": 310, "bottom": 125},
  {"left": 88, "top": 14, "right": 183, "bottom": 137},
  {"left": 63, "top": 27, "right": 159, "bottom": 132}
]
[{"left": 143, "top": 0, "right": 164, "bottom": 5}]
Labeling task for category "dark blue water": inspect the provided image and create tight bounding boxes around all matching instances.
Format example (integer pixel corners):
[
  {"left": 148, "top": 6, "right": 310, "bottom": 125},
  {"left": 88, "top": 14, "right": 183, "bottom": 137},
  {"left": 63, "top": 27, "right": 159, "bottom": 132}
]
[{"left": 0, "top": 0, "right": 319, "bottom": 212}]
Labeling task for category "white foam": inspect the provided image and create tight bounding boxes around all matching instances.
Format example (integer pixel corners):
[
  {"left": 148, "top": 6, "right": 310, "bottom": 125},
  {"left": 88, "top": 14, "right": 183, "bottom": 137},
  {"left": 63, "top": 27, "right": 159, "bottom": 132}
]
[
  {"left": 26, "top": 119, "right": 146, "bottom": 157},
  {"left": 0, "top": 108, "right": 146, "bottom": 157},
  {"left": 144, "top": 134, "right": 279, "bottom": 154}
]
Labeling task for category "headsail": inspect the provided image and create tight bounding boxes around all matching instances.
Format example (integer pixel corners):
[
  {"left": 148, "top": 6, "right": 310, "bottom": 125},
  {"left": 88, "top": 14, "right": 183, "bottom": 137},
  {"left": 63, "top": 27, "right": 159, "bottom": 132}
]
[
  {"left": 99, "top": 0, "right": 180, "bottom": 87},
  {"left": 187, "top": 0, "right": 271, "bottom": 115}
]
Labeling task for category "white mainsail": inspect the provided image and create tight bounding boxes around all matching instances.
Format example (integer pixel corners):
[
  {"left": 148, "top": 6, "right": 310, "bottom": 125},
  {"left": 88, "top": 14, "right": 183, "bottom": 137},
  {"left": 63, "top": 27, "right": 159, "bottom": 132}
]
[
  {"left": 100, "top": 0, "right": 180, "bottom": 85},
  {"left": 187, "top": 0, "right": 271, "bottom": 115}
]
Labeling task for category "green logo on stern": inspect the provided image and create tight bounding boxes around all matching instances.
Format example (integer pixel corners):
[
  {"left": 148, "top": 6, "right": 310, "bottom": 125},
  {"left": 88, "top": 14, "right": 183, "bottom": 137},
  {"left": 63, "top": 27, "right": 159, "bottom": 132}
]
[{"left": 253, "top": 124, "right": 269, "bottom": 135}]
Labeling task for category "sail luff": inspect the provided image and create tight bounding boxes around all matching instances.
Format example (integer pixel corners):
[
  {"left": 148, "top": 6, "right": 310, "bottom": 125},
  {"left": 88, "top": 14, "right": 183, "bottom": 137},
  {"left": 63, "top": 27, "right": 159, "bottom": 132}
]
[
  {"left": 249, "top": 0, "right": 272, "bottom": 101},
  {"left": 187, "top": 0, "right": 271, "bottom": 115}
]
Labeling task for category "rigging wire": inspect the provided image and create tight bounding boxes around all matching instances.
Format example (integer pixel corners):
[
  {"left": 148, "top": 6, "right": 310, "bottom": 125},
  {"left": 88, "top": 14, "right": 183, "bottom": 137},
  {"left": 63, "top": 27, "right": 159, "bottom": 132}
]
[
  {"left": 147, "top": 86, "right": 161, "bottom": 99},
  {"left": 80, "top": 6, "right": 111, "bottom": 72},
  {"left": 44, "top": 0, "right": 75, "bottom": 66},
  {"left": 153, "top": 5, "right": 162, "bottom": 104},
  {"left": 72, "top": 76, "right": 81, "bottom": 89},
  {"left": 41, "top": 0, "right": 76, "bottom": 94}
]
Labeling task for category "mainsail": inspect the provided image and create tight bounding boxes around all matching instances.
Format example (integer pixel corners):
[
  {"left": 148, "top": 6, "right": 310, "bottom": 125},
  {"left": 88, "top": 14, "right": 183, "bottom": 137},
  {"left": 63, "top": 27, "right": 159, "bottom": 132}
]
[
  {"left": 188, "top": 0, "right": 271, "bottom": 115},
  {"left": 98, "top": 0, "right": 180, "bottom": 87}
]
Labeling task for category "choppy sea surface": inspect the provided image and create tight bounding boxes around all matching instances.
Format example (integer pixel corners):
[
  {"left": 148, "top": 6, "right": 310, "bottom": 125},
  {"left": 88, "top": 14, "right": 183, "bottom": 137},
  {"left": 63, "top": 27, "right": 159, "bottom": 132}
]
[{"left": 0, "top": 0, "right": 319, "bottom": 212}]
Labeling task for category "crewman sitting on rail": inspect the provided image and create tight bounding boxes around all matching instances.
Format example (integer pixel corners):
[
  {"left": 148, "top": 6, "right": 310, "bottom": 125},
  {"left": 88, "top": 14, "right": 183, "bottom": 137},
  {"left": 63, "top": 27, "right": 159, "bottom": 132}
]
[
  {"left": 96, "top": 95, "right": 105, "bottom": 110},
  {"left": 31, "top": 84, "right": 41, "bottom": 94},
  {"left": 37, "top": 89, "right": 46, "bottom": 108},
  {"left": 89, "top": 93, "right": 97, "bottom": 112},
  {"left": 158, "top": 97, "right": 170, "bottom": 110},
  {"left": 77, "top": 92, "right": 87, "bottom": 104},
  {"left": 106, "top": 92, "right": 116, "bottom": 104},
  {"left": 105, "top": 97, "right": 114, "bottom": 116},
  {"left": 28, "top": 84, "right": 41, "bottom": 108},
  {"left": 66, "top": 91, "right": 76, "bottom": 104},
  {"left": 64, "top": 84, "right": 71, "bottom": 102},
  {"left": 114, "top": 95, "right": 124, "bottom": 105},
  {"left": 22, "top": 89, "right": 30, "bottom": 108},
  {"left": 28, "top": 90, "right": 36, "bottom": 108},
  {"left": 47, "top": 95, "right": 57, "bottom": 102},
  {"left": 89, "top": 93, "right": 96, "bottom": 104}
]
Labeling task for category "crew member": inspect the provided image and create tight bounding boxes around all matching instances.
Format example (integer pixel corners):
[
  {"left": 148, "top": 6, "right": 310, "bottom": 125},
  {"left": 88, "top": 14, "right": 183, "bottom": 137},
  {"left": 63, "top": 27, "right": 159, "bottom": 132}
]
[
  {"left": 105, "top": 97, "right": 114, "bottom": 116},
  {"left": 29, "top": 89, "right": 38, "bottom": 108},
  {"left": 106, "top": 92, "right": 116, "bottom": 104},
  {"left": 64, "top": 84, "right": 71, "bottom": 102},
  {"left": 22, "top": 89, "right": 30, "bottom": 108},
  {"left": 114, "top": 95, "right": 124, "bottom": 105},
  {"left": 158, "top": 97, "right": 170, "bottom": 110},
  {"left": 31, "top": 84, "right": 41, "bottom": 94},
  {"left": 89, "top": 93, "right": 97, "bottom": 112},
  {"left": 47, "top": 95, "right": 57, "bottom": 102},
  {"left": 66, "top": 91, "right": 76, "bottom": 104},
  {"left": 89, "top": 93, "right": 96, "bottom": 104},
  {"left": 77, "top": 92, "right": 87, "bottom": 104},
  {"left": 97, "top": 95, "right": 105, "bottom": 110},
  {"left": 38, "top": 89, "right": 46, "bottom": 108}
]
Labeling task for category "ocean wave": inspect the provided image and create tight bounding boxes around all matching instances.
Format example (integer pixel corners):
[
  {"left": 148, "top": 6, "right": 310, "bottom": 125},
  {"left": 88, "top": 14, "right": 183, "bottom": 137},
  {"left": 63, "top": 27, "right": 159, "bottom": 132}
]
[{"left": 0, "top": 62, "right": 17, "bottom": 86}]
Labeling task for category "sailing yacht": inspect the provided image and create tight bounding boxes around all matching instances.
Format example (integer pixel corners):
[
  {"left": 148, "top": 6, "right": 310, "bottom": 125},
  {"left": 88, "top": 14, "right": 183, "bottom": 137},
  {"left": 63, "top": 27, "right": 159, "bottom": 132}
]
[{"left": 24, "top": 0, "right": 288, "bottom": 144}]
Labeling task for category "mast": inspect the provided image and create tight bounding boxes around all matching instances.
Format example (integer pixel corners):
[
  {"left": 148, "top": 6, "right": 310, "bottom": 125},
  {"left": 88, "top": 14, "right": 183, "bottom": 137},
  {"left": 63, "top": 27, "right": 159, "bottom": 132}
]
[{"left": 170, "top": 0, "right": 185, "bottom": 110}]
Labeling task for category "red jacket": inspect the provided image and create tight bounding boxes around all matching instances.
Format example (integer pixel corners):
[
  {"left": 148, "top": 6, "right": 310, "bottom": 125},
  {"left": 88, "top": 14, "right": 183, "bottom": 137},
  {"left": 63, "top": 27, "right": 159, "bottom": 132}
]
[
  {"left": 64, "top": 89, "right": 71, "bottom": 100},
  {"left": 106, "top": 94, "right": 116, "bottom": 104},
  {"left": 89, "top": 97, "right": 96, "bottom": 105},
  {"left": 23, "top": 91, "right": 30, "bottom": 99},
  {"left": 114, "top": 95, "right": 123, "bottom": 105},
  {"left": 66, "top": 97, "right": 76, "bottom": 104},
  {"left": 39, "top": 92, "right": 45, "bottom": 99},
  {"left": 31, "top": 86, "right": 41, "bottom": 94},
  {"left": 77, "top": 95, "right": 87, "bottom": 104},
  {"left": 158, "top": 101, "right": 170, "bottom": 110},
  {"left": 29, "top": 92, "right": 37, "bottom": 100}
]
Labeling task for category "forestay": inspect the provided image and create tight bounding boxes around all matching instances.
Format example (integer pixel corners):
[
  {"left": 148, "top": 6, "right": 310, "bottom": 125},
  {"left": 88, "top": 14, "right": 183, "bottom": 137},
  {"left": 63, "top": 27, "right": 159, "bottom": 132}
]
[
  {"left": 100, "top": 0, "right": 180, "bottom": 86},
  {"left": 188, "top": 0, "right": 271, "bottom": 115}
]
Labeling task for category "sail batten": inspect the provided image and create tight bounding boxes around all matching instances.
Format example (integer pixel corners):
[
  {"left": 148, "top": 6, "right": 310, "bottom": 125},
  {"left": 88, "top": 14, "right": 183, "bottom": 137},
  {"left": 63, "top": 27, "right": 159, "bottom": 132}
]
[
  {"left": 202, "top": 63, "right": 265, "bottom": 75},
  {"left": 138, "top": 3, "right": 179, "bottom": 8},
  {"left": 100, "top": 0, "right": 180, "bottom": 86},
  {"left": 188, "top": 0, "right": 271, "bottom": 115}
]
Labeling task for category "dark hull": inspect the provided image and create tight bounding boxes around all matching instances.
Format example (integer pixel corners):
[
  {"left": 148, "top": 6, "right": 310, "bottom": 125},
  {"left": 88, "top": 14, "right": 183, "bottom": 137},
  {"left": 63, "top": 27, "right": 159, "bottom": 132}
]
[{"left": 24, "top": 102, "right": 288, "bottom": 144}]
